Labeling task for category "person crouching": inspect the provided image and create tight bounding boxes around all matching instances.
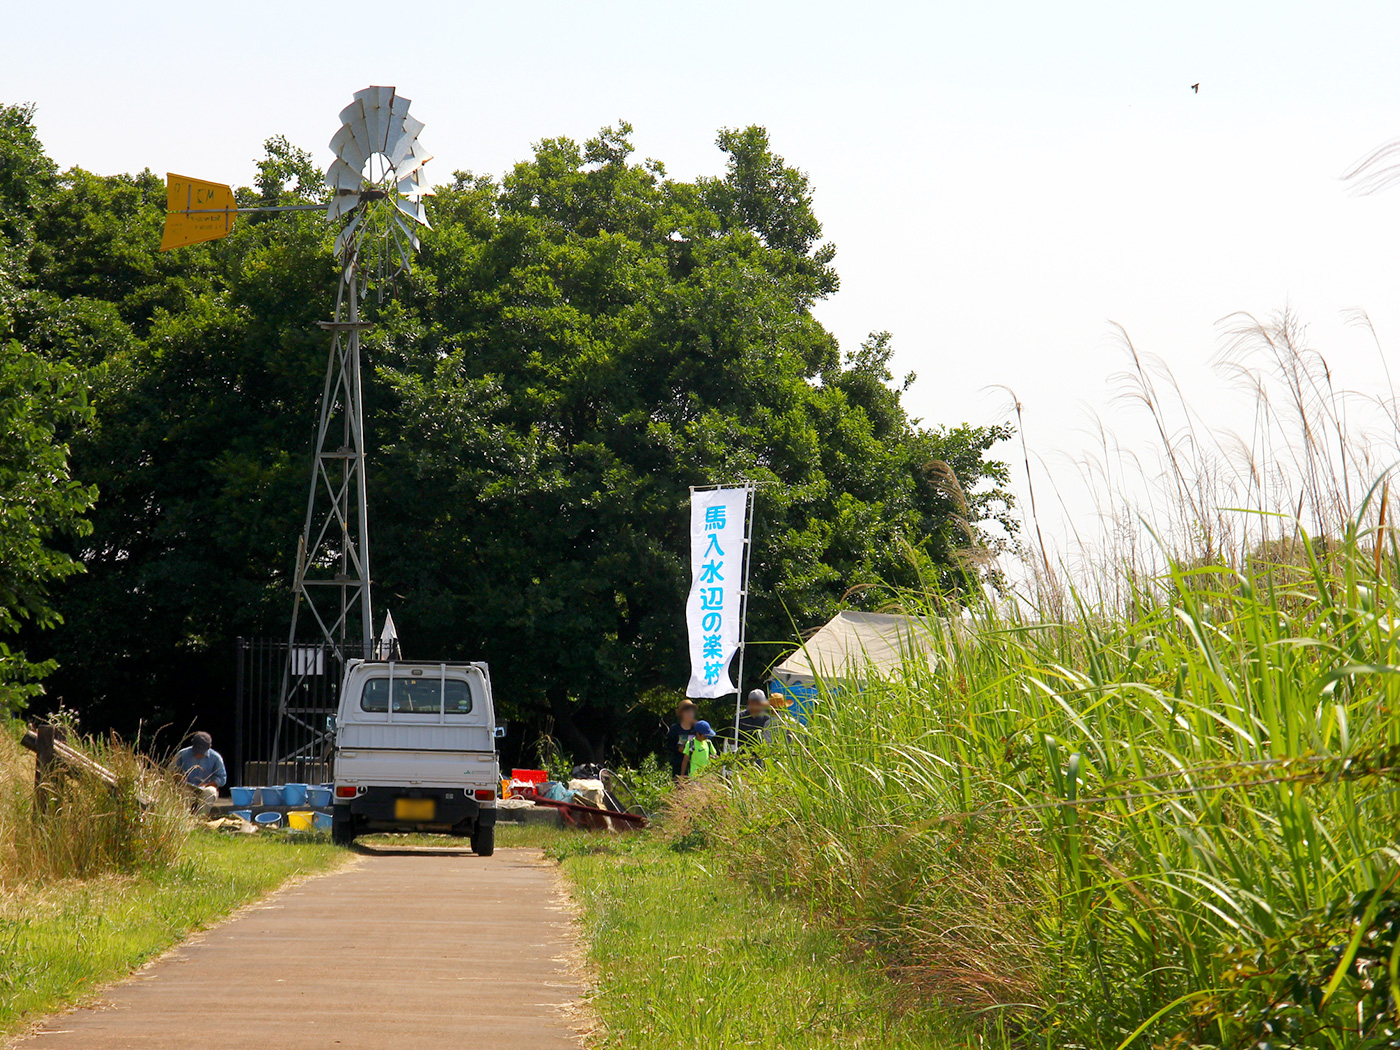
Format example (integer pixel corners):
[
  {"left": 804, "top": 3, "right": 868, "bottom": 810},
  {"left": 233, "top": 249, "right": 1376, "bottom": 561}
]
[{"left": 173, "top": 732, "right": 226, "bottom": 814}]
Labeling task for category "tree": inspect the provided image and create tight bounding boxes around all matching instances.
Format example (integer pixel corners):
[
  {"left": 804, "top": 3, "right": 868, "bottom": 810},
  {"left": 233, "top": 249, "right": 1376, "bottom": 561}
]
[
  {"left": 15, "top": 142, "right": 333, "bottom": 734},
  {"left": 12, "top": 116, "right": 1015, "bottom": 762},
  {"left": 370, "top": 124, "right": 1015, "bottom": 757},
  {"left": 0, "top": 102, "right": 96, "bottom": 712},
  {"left": 0, "top": 340, "right": 97, "bottom": 712}
]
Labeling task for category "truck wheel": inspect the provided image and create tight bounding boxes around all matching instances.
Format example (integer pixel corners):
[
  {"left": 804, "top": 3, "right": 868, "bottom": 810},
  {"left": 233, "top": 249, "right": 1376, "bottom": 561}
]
[
  {"left": 331, "top": 810, "right": 356, "bottom": 846},
  {"left": 470, "top": 823, "right": 494, "bottom": 857}
]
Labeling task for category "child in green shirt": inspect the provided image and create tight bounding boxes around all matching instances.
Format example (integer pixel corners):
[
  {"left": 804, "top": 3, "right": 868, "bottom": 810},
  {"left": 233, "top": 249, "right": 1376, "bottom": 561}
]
[{"left": 683, "top": 721, "right": 719, "bottom": 775}]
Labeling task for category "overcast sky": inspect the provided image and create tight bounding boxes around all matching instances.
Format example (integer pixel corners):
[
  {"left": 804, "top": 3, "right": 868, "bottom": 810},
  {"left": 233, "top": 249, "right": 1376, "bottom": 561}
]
[{"left": 7, "top": 0, "right": 1400, "bottom": 556}]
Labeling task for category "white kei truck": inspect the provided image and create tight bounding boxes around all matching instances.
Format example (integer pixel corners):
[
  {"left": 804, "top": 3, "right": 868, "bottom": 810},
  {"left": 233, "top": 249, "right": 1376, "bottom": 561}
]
[{"left": 328, "top": 659, "right": 501, "bottom": 855}]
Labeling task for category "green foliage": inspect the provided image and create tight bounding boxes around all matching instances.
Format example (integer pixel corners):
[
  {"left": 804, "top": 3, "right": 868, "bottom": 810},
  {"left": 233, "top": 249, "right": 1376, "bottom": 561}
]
[
  {"left": 608, "top": 751, "right": 673, "bottom": 814},
  {"left": 376, "top": 122, "right": 1015, "bottom": 755},
  {"left": 697, "top": 511, "right": 1400, "bottom": 1048},
  {"left": 1206, "top": 887, "right": 1400, "bottom": 1049},
  {"left": 0, "top": 104, "right": 99, "bottom": 712},
  {"left": 1, "top": 109, "right": 1013, "bottom": 759},
  {"left": 0, "top": 341, "right": 96, "bottom": 711},
  {"left": 0, "top": 102, "right": 56, "bottom": 329}
]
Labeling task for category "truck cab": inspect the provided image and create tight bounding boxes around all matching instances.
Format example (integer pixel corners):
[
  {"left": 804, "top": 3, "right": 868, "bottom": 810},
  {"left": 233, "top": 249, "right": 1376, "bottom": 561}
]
[{"left": 330, "top": 659, "right": 500, "bottom": 855}]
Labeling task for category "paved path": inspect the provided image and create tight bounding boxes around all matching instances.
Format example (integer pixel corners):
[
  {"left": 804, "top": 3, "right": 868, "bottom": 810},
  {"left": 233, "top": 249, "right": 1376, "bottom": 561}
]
[{"left": 12, "top": 848, "right": 585, "bottom": 1049}]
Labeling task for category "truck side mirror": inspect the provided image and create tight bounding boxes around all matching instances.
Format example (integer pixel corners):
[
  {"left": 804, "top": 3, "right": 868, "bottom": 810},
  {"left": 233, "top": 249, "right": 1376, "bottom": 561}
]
[
  {"left": 326, "top": 715, "right": 337, "bottom": 732},
  {"left": 494, "top": 724, "right": 507, "bottom": 739}
]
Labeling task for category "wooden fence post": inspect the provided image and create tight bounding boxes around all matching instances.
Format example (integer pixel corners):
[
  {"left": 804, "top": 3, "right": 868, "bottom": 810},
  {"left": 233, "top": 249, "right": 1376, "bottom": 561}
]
[{"left": 33, "top": 722, "right": 55, "bottom": 817}]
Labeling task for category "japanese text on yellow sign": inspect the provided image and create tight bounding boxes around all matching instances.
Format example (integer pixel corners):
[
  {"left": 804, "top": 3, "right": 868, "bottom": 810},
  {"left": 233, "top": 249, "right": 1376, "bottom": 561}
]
[{"left": 160, "top": 174, "right": 236, "bottom": 251}]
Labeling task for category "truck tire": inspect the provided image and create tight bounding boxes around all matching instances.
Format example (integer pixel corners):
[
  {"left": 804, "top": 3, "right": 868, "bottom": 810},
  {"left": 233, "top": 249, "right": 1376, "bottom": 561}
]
[
  {"left": 332, "top": 810, "right": 356, "bottom": 846},
  {"left": 470, "top": 822, "right": 494, "bottom": 857}
]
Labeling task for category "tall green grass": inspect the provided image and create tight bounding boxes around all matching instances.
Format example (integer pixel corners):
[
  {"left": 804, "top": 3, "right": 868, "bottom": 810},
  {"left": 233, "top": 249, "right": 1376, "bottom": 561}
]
[
  {"left": 0, "top": 722, "right": 193, "bottom": 885},
  {"left": 698, "top": 319, "right": 1400, "bottom": 1048},
  {"left": 702, "top": 515, "right": 1400, "bottom": 1047}
]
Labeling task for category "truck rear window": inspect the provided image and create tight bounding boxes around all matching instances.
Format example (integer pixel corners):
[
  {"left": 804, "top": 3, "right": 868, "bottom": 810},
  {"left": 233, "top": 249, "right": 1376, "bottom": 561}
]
[{"left": 360, "top": 677, "right": 473, "bottom": 714}]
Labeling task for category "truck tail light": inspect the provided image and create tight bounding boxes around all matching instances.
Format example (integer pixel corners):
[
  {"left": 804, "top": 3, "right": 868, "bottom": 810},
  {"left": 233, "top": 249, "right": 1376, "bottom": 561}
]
[
  {"left": 335, "top": 785, "right": 359, "bottom": 799},
  {"left": 474, "top": 789, "right": 495, "bottom": 801}
]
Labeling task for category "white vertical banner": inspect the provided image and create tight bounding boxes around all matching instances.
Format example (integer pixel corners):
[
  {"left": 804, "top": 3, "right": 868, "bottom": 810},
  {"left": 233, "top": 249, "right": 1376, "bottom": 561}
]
[{"left": 685, "top": 486, "right": 751, "bottom": 698}]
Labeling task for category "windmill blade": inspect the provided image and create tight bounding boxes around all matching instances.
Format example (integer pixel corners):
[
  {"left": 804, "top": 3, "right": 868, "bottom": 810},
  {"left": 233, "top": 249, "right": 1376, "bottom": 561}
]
[
  {"left": 396, "top": 175, "right": 434, "bottom": 202},
  {"left": 394, "top": 143, "right": 434, "bottom": 183},
  {"left": 327, "top": 191, "right": 361, "bottom": 222},
  {"left": 363, "top": 86, "right": 396, "bottom": 154},
  {"left": 394, "top": 195, "right": 430, "bottom": 229},
  {"left": 338, "top": 97, "right": 375, "bottom": 172},
  {"left": 392, "top": 212, "right": 421, "bottom": 254},
  {"left": 329, "top": 124, "right": 367, "bottom": 173},
  {"left": 337, "top": 97, "right": 368, "bottom": 155},
  {"left": 376, "top": 87, "right": 397, "bottom": 149},
  {"left": 387, "top": 114, "right": 425, "bottom": 166},
  {"left": 387, "top": 94, "right": 412, "bottom": 148},
  {"left": 338, "top": 95, "right": 365, "bottom": 130},
  {"left": 327, "top": 158, "right": 363, "bottom": 194}
]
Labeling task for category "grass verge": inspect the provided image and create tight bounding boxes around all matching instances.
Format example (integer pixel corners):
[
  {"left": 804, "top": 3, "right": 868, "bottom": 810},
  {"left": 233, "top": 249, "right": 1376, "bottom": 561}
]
[
  {"left": 0, "top": 829, "right": 343, "bottom": 1036},
  {"left": 551, "top": 830, "right": 965, "bottom": 1050}
]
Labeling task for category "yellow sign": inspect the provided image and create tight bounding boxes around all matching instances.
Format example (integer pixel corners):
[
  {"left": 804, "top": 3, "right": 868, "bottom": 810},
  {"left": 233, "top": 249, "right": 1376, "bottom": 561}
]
[{"left": 160, "top": 174, "right": 237, "bottom": 251}]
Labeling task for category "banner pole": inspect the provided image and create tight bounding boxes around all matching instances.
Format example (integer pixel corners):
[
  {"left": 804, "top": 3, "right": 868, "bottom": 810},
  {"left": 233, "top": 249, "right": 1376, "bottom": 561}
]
[{"left": 730, "top": 484, "right": 757, "bottom": 748}]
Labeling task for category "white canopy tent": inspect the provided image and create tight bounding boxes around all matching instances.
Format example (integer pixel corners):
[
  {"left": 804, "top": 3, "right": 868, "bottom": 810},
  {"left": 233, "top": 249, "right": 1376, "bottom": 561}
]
[{"left": 769, "top": 610, "right": 938, "bottom": 689}]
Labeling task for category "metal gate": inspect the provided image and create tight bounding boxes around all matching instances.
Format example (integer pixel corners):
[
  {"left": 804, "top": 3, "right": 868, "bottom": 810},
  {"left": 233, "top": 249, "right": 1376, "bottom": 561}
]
[{"left": 234, "top": 638, "right": 367, "bottom": 786}]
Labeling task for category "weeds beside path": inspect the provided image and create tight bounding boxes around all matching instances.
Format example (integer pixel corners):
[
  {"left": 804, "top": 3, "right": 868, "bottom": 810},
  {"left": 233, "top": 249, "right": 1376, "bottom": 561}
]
[
  {"left": 552, "top": 831, "right": 960, "bottom": 1050},
  {"left": 0, "top": 831, "right": 344, "bottom": 1037}
]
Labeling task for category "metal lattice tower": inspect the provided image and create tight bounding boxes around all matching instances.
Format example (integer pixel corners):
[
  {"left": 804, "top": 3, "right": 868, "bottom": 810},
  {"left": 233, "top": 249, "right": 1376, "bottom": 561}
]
[{"left": 271, "top": 87, "right": 432, "bottom": 774}]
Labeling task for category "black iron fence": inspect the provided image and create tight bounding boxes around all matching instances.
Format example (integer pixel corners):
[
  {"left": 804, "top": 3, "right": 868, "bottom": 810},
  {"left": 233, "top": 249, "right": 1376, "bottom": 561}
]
[{"left": 234, "top": 638, "right": 368, "bottom": 787}]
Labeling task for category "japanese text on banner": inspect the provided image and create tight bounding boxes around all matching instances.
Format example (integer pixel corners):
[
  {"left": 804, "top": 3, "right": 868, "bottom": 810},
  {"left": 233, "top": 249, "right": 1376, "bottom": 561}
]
[{"left": 685, "top": 487, "right": 749, "bottom": 698}]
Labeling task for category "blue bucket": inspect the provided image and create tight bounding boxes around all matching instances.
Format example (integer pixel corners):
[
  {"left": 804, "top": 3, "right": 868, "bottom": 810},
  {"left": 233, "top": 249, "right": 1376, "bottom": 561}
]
[
  {"left": 312, "top": 811, "right": 333, "bottom": 831},
  {"left": 257, "top": 786, "right": 283, "bottom": 806},
  {"left": 232, "top": 809, "right": 252, "bottom": 822},
  {"left": 254, "top": 812, "right": 282, "bottom": 828},
  {"left": 306, "top": 786, "right": 333, "bottom": 807},
  {"left": 283, "top": 783, "right": 308, "bottom": 806},
  {"left": 229, "top": 786, "right": 254, "bottom": 807}
]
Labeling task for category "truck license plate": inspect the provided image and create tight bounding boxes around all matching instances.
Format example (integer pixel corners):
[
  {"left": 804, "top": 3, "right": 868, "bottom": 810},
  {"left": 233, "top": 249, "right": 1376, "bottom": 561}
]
[{"left": 395, "top": 798, "right": 435, "bottom": 821}]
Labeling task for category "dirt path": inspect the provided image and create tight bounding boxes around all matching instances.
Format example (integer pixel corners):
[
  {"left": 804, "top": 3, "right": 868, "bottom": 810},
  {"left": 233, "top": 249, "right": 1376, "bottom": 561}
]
[{"left": 12, "top": 847, "right": 585, "bottom": 1049}]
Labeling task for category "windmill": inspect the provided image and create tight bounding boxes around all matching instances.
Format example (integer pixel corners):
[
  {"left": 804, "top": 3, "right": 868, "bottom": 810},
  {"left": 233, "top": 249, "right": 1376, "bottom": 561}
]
[{"left": 161, "top": 86, "right": 432, "bottom": 777}]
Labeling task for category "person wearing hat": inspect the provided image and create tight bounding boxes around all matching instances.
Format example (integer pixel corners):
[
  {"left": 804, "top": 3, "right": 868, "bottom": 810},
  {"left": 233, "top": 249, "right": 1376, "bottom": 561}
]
[
  {"left": 766, "top": 691, "right": 796, "bottom": 743},
  {"left": 736, "top": 688, "right": 772, "bottom": 749},
  {"left": 682, "top": 721, "right": 719, "bottom": 776},
  {"left": 173, "top": 731, "right": 226, "bottom": 813}
]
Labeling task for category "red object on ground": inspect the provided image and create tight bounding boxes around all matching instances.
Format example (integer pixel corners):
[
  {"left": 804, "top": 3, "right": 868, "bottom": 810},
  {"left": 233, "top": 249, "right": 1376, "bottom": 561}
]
[
  {"left": 510, "top": 768, "right": 548, "bottom": 783},
  {"left": 529, "top": 795, "right": 647, "bottom": 831}
]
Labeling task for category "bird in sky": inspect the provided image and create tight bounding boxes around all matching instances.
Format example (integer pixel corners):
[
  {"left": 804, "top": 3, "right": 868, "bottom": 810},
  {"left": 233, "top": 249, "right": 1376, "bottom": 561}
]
[{"left": 1191, "top": 83, "right": 1200, "bottom": 93}]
